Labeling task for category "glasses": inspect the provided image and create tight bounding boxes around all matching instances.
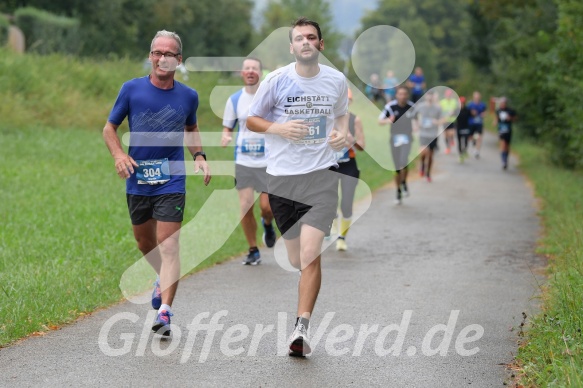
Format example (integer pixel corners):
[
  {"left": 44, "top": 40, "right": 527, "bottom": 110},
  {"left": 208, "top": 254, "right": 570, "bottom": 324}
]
[{"left": 150, "top": 51, "right": 181, "bottom": 59}]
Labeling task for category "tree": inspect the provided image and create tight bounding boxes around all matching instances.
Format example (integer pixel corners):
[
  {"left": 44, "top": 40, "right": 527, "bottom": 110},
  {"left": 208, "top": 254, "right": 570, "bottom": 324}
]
[{"left": 257, "top": 0, "right": 343, "bottom": 68}]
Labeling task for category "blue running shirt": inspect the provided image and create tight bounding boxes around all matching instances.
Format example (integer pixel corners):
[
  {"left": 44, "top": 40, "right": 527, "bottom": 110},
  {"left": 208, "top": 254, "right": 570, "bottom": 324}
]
[{"left": 108, "top": 76, "right": 199, "bottom": 196}]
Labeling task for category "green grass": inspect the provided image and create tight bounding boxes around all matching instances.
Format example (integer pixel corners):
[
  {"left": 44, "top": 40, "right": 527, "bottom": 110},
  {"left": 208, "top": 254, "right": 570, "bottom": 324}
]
[
  {"left": 512, "top": 139, "right": 583, "bottom": 386},
  {"left": 0, "top": 51, "right": 394, "bottom": 346}
]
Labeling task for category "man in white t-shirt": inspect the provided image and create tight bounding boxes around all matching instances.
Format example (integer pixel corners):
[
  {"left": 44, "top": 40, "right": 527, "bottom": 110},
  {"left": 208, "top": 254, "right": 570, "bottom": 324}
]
[
  {"left": 248, "top": 17, "right": 349, "bottom": 357},
  {"left": 222, "top": 58, "right": 276, "bottom": 266}
]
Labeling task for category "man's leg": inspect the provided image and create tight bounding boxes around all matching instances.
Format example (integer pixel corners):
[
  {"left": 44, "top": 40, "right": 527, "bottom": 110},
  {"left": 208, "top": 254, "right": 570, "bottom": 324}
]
[
  {"left": 297, "top": 224, "right": 325, "bottom": 319},
  {"left": 156, "top": 221, "right": 182, "bottom": 307},
  {"left": 132, "top": 219, "right": 161, "bottom": 274},
  {"left": 259, "top": 192, "right": 274, "bottom": 225},
  {"left": 238, "top": 187, "right": 257, "bottom": 248}
]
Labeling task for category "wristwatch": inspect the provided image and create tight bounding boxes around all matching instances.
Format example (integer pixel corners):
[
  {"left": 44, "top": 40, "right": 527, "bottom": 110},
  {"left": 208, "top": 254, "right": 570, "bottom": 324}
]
[{"left": 193, "top": 151, "right": 206, "bottom": 161}]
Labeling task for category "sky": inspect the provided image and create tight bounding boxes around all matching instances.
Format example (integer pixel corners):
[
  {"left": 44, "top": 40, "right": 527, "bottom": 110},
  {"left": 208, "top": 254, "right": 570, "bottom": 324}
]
[{"left": 252, "top": 0, "right": 378, "bottom": 34}]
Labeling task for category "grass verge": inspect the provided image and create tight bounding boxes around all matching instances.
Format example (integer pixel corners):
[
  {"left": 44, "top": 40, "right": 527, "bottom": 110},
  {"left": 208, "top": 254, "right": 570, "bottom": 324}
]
[{"left": 512, "top": 139, "right": 583, "bottom": 386}]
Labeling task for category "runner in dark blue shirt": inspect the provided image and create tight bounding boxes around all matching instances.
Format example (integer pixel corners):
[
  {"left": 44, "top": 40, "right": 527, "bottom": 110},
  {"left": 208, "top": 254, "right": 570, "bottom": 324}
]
[{"left": 103, "top": 30, "right": 211, "bottom": 336}]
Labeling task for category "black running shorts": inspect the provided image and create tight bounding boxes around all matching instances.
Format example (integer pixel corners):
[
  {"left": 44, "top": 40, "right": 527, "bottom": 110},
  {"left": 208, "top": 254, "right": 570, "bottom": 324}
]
[
  {"left": 126, "top": 193, "right": 185, "bottom": 225},
  {"left": 267, "top": 168, "right": 338, "bottom": 240}
]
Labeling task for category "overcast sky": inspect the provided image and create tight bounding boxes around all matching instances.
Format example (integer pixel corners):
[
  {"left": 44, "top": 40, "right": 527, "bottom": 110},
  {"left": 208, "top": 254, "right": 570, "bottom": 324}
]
[{"left": 252, "top": 0, "right": 377, "bottom": 33}]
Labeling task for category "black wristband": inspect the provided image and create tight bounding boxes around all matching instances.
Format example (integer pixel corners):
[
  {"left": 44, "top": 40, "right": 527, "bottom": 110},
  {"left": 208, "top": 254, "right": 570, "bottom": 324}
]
[{"left": 193, "top": 151, "right": 206, "bottom": 161}]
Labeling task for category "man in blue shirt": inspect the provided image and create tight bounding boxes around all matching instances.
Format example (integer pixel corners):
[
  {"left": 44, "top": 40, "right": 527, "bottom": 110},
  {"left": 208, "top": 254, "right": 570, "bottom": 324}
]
[
  {"left": 407, "top": 66, "right": 426, "bottom": 103},
  {"left": 103, "top": 30, "right": 211, "bottom": 336},
  {"left": 467, "top": 91, "right": 487, "bottom": 158}
]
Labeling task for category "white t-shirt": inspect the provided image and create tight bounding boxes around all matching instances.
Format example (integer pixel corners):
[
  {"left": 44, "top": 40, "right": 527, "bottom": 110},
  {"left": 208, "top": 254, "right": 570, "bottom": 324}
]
[
  {"left": 248, "top": 62, "right": 349, "bottom": 176},
  {"left": 223, "top": 88, "right": 267, "bottom": 168}
]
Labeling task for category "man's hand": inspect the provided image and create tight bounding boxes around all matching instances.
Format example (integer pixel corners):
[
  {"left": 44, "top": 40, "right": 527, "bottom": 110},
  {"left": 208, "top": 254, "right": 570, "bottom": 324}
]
[
  {"left": 194, "top": 156, "right": 211, "bottom": 186},
  {"left": 221, "top": 129, "right": 232, "bottom": 147},
  {"left": 328, "top": 129, "right": 346, "bottom": 151},
  {"left": 269, "top": 120, "right": 308, "bottom": 141},
  {"left": 114, "top": 154, "right": 138, "bottom": 179}
]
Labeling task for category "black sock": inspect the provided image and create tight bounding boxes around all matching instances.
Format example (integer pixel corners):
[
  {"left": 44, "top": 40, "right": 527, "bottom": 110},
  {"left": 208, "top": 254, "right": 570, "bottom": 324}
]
[{"left": 249, "top": 246, "right": 258, "bottom": 253}]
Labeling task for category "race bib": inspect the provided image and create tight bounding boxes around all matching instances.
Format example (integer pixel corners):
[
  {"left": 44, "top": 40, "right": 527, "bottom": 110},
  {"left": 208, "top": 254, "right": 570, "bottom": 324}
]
[
  {"left": 473, "top": 116, "right": 483, "bottom": 124},
  {"left": 335, "top": 147, "right": 350, "bottom": 163},
  {"left": 293, "top": 116, "right": 326, "bottom": 145},
  {"left": 422, "top": 117, "right": 433, "bottom": 129},
  {"left": 136, "top": 158, "right": 170, "bottom": 185},
  {"left": 393, "top": 134, "right": 410, "bottom": 147},
  {"left": 241, "top": 138, "right": 265, "bottom": 156},
  {"left": 498, "top": 123, "right": 510, "bottom": 133}
]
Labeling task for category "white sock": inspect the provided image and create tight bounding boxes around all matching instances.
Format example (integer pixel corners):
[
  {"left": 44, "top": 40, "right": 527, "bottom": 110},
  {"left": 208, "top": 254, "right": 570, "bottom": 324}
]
[{"left": 159, "top": 304, "right": 172, "bottom": 314}]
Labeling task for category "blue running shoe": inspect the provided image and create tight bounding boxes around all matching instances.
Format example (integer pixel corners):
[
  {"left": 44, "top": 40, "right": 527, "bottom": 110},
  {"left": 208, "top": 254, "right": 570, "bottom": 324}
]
[
  {"left": 242, "top": 249, "right": 261, "bottom": 265},
  {"left": 262, "top": 218, "right": 276, "bottom": 248},
  {"left": 152, "top": 310, "right": 173, "bottom": 336},
  {"left": 151, "top": 279, "right": 162, "bottom": 310}
]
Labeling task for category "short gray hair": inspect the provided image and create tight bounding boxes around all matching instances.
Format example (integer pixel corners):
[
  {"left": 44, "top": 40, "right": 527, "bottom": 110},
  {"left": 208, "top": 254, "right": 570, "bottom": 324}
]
[{"left": 150, "top": 30, "right": 182, "bottom": 54}]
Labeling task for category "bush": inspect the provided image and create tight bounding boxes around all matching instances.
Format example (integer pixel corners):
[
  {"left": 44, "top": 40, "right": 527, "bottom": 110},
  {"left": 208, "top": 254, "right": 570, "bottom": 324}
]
[{"left": 14, "top": 6, "right": 80, "bottom": 55}]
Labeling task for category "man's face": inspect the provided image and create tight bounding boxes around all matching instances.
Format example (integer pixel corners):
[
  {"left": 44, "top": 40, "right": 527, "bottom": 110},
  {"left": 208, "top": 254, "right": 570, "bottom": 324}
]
[
  {"left": 396, "top": 88, "right": 408, "bottom": 104},
  {"left": 473, "top": 92, "right": 481, "bottom": 102},
  {"left": 149, "top": 37, "right": 182, "bottom": 79},
  {"left": 289, "top": 25, "right": 323, "bottom": 63},
  {"left": 241, "top": 59, "right": 261, "bottom": 86}
]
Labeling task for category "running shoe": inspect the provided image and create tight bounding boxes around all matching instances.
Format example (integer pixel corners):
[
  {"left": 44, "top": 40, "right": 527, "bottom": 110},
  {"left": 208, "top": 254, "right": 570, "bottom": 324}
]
[
  {"left": 242, "top": 249, "right": 261, "bottom": 265},
  {"left": 151, "top": 279, "right": 162, "bottom": 310},
  {"left": 445, "top": 148, "right": 451, "bottom": 155},
  {"left": 262, "top": 218, "right": 276, "bottom": 248},
  {"left": 503, "top": 163, "right": 508, "bottom": 170},
  {"left": 394, "top": 190, "right": 402, "bottom": 205},
  {"left": 401, "top": 183, "right": 409, "bottom": 197},
  {"left": 152, "top": 310, "right": 173, "bottom": 336},
  {"left": 426, "top": 175, "right": 432, "bottom": 183},
  {"left": 288, "top": 322, "right": 312, "bottom": 357},
  {"left": 336, "top": 237, "right": 347, "bottom": 251}
]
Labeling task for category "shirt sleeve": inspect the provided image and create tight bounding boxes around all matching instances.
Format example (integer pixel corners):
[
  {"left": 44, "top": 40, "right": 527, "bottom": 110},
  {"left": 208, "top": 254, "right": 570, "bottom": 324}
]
[
  {"left": 222, "top": 97, "right": 237, "bottom": 129},
  {"left": 185, "top": 90, "right": 199, "bottom": 126},
  {"left": 248, "top": 77, "right": 275, "bottom": 120},
  {"left": 107, "top": 83, "right": 130, "bottom": 125},
  {"left": 334, "top": 78, "right": 349, "bottom": 118}
]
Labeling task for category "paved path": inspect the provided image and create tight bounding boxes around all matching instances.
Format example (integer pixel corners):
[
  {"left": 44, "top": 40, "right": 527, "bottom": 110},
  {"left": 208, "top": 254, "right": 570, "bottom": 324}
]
[{"left": 1, "top": 133, "right": 545, "bottom": 387}]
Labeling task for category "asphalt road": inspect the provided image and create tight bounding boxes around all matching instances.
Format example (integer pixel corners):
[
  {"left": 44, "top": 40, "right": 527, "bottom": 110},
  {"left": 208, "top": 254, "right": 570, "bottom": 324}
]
[{"left": 1, "top": 132, "right": 546, "bottom": 387}]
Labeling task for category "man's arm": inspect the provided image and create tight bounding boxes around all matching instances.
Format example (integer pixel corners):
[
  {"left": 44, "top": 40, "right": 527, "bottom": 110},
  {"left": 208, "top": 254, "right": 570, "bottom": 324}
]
[
  {"left": 221, "top": 126, "right": 233, "bottom": 147},
  {"left": 247, "top": 116, "right": 308, "bottom": 141},
  {"left": 185, "top": 123, "right": 211, "bottom": 185},
  {"left": 353, "top": 115, "right": 365, "bottom": 151},
  {"left": 329, "top": 113, "right": 348, "bottom": 151},
  {"left": 102, "top": 121, "right": 137, "bottom": 179}
]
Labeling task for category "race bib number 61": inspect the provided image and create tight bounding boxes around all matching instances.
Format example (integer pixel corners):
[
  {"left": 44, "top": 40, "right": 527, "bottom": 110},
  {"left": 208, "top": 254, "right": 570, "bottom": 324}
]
[{"left": 293, "top": 116, "right": 326, "bottom": 145}]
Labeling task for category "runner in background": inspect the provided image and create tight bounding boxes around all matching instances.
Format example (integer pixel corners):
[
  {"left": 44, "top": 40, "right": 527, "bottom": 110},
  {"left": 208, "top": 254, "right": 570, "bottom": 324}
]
[
  {"left": 467, "top": 91, "right": 487, "bottom": 158},
  {"left": 407, "top": 67, "right": 426, "bottom": 103},
  {"left": 416, "top": 92, "right": 443, "bottom": 182},
  {"left": 494, "top": 97, "right": 517, "bottom": 170},
  {"left": 222, "top": 57, "right": 276, "bottom": 266},
  {"left": 331, "top": 88, "right": 365, "bottom": 251},
  {"left": 456, "top": 96, "right": 471, "bottom": 163},
  {"left": 383, "top": 69, "right": 399, "bottom": 103},
  {"left": 440, "top": 89, "right": 457, "bottom": 154},
  {"left": 379, "top": 86, "right": 415, "bottom": 204}
]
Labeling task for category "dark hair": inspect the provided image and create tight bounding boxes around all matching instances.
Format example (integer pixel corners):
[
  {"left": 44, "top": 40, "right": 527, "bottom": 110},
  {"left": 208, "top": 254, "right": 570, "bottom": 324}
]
[
  {"left": 243, "top": 57, "right": 263, "bottom": 71},
  {"left": 396, "top": 85, "right": 409, "bottom": 94},
  {"left": 289, "top": 17, "right": 322, "bottom": 42}
]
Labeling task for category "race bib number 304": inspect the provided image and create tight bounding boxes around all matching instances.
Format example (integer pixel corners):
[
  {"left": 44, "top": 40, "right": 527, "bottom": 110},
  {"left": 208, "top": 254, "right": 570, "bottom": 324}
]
[
  {"left": 136, "top": 158, "right": 170, "bottom": 185},
  {"left": 293, "top": 116, "right": 326, "bottom": 145}
]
